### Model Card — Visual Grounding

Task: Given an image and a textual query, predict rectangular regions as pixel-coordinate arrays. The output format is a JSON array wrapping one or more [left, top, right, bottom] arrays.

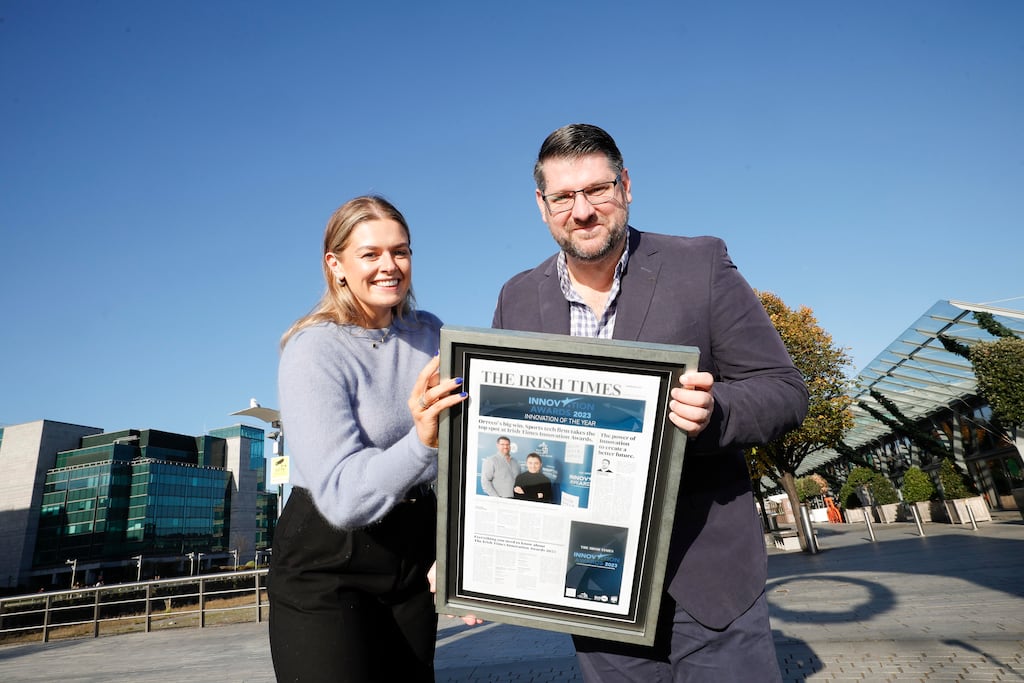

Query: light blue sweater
[[277, 312, 442, 528]]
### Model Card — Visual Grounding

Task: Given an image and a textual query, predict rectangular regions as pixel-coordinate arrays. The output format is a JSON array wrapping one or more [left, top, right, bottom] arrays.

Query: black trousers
[[268, 487, 438, 683]]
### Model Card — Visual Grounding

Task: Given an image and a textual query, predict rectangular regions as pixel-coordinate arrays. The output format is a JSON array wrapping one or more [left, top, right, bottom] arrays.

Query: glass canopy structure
[[799, 298, 1024, 475]]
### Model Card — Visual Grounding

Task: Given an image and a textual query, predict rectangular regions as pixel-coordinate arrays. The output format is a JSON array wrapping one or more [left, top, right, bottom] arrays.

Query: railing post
[[255, 572, 263, 623], [199, 576, 206, 628], [145, 583, 153, 633], [42, 593, 53, 643], [93, 587, 101, 638]]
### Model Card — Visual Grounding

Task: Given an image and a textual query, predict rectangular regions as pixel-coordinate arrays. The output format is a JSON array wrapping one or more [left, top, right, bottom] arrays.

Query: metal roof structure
[[798, 298, 1024, 475]]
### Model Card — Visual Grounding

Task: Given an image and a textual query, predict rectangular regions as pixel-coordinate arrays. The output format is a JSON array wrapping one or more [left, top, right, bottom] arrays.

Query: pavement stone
[[1, 512, 1022, 681]]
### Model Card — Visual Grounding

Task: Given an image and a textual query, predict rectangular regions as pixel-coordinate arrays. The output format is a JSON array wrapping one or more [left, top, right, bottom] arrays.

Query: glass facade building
[[32, 428, 269, 581]]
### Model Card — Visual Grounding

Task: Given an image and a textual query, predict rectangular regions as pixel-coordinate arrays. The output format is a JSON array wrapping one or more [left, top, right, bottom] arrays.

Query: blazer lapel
[[537, 257, 571, 335], [612, 228, 659, 342]]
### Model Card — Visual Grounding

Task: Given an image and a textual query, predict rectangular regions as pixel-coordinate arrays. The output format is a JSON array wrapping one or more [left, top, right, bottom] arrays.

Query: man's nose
[[570, 192, 597, 220]]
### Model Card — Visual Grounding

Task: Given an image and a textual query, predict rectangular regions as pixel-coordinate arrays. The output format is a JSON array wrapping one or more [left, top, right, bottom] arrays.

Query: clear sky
[[2, 1, 1022, 439]]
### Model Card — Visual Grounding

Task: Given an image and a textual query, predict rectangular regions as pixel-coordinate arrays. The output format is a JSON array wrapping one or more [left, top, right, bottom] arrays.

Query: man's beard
[[555, 211, 629, 262]]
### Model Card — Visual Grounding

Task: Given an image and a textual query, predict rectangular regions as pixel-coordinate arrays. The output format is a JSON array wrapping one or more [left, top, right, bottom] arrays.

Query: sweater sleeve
[[277, 327, 438, 528]]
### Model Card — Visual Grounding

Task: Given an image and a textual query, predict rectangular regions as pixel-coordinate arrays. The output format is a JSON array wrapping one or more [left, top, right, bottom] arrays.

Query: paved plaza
[[1, 512, 1022, 681]]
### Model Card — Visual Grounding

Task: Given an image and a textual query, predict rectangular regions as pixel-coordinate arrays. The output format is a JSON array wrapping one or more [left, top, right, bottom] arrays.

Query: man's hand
[[668, 371, 715, 438]]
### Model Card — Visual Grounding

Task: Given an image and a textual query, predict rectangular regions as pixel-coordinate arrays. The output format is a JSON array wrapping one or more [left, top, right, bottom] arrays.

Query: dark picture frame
[[435, 326, 699, 646]]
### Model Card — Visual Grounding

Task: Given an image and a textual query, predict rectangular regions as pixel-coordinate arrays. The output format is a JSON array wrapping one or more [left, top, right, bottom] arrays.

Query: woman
[[268, 195, 466, 682]]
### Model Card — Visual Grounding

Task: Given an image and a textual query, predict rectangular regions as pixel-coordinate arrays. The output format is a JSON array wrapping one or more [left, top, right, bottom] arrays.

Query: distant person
[[514, 453, 554, 503], [481, 436, 519, 497], [268, 195, 467, 682], [492, 123, 808, 682]]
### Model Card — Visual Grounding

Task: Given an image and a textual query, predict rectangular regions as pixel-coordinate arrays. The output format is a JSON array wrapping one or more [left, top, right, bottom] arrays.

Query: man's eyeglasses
[[542, 175, 621, 214]]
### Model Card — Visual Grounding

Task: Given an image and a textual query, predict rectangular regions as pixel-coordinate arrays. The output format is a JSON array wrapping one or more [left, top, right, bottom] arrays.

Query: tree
[[747, 446, 776, 532], [795, 474, 828, 502], [939, 311, 1023, 459], [858, 388, 952, 466], [745, 291, 854, 551], [901, 466, 936, 504], [970, 338, 1024, 429], [838, 466, 877, 509], [938, 457, 973, 500]]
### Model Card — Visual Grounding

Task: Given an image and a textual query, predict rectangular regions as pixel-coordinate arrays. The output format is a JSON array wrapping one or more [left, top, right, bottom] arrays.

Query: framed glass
[[435, 326, 699, 645]]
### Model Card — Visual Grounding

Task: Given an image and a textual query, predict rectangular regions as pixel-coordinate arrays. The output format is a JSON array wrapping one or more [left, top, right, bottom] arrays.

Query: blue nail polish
[[455, 377, 464, 385], [459, 392, 468, 398]]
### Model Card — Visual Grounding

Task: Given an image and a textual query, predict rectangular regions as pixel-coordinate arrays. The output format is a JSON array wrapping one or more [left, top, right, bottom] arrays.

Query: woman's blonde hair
[[280, 195, 416, 348]]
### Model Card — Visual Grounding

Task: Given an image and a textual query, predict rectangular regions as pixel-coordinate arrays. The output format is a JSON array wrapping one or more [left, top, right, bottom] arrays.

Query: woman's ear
[[325, 252, 345, 283]]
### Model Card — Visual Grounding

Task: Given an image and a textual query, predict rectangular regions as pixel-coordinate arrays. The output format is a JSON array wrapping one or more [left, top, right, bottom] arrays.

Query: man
[[492, 124, 808, 681], [513, 453, 554, 503], [481, 435, 519, 497]]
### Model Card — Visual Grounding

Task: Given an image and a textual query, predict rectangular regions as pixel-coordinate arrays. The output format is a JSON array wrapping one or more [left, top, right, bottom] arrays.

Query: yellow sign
[[269, 456, 290, 485]]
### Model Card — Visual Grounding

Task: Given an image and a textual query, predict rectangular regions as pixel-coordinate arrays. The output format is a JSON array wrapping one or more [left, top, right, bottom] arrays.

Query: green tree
[[901, 465, 936, 504], [747, 291, 854, 551], [795, 474, 828, 502], [938, 458, 972, 500], [859, 389, 952, 465], [970, 338, 1024, 429], [939, 311, 1022, 444], [838, 466, 877, 509], [868, 472, 898, 505]]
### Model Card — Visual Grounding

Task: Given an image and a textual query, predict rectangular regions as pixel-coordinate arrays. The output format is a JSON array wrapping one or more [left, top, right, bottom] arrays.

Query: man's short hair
[[497, 436, 511, 444], [534, 123, 624, 192], [526, 453, 541, 461]]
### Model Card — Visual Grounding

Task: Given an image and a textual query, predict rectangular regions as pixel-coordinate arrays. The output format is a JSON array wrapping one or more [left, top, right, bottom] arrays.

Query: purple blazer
[[492, 227, 808, 629]]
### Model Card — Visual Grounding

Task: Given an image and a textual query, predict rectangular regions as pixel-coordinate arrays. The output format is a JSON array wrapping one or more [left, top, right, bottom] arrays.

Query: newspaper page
[[459, 357, 664, 617]]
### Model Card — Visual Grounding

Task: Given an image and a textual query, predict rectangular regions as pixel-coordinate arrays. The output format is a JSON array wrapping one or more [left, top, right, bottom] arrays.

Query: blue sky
[[2, 1, 1022, 439]]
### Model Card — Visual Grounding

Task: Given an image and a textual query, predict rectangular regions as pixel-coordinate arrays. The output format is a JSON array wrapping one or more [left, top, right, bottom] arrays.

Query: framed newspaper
[[435, 326, 699, 646]]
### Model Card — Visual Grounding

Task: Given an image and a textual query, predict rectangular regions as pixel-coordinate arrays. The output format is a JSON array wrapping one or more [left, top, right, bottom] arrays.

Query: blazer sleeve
[[687, 238, 808, 454]]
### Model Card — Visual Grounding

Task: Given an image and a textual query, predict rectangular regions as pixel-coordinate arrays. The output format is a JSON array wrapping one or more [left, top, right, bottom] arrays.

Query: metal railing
[[0, 569, 269, 645]]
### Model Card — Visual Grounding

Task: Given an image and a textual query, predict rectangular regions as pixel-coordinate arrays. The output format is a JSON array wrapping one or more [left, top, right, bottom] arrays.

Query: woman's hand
[[409, 354, 468, 448], [427, 562, 483, 626]]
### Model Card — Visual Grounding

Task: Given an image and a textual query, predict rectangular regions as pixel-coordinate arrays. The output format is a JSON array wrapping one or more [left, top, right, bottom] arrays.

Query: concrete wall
[[0, 420, 102, 589]]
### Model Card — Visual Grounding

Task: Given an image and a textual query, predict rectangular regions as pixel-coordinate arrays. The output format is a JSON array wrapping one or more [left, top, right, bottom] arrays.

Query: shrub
[[868, 473, 898, 505], [938, 458, 972, 499], [901, 466, 936, 504], [838, 467, 876, 508], [795, 474, 828, 502]]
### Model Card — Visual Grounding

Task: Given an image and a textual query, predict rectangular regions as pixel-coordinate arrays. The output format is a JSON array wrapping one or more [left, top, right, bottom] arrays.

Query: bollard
[[863, 508, 877, 542], [910, 503, 925, 537], [966, 502, 979, 530], [799, 504, 819, 554]]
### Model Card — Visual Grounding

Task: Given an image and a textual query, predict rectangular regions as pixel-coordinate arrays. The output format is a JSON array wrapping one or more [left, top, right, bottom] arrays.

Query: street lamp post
[[197, 552, 205, 575], [132, 555, 143, 582], [65, 558, 77, 588], [231, 548, 239, 571], [186, 552, 196, 576]]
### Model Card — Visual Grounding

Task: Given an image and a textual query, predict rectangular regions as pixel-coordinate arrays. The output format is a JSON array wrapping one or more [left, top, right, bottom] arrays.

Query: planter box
[[844, 507, 866, 524], [876, 503, 900, 524], [897, 500, 937, 523], [1012, 488, 1024, 521], [944, 495, 992, 524]]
